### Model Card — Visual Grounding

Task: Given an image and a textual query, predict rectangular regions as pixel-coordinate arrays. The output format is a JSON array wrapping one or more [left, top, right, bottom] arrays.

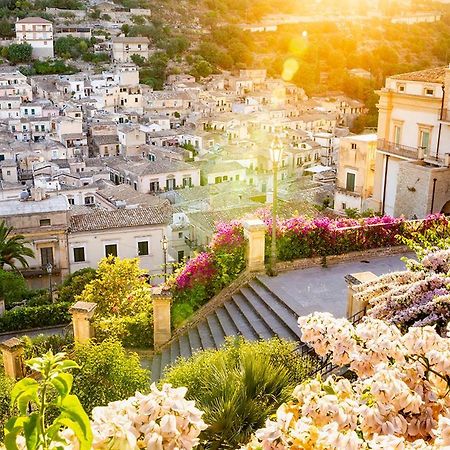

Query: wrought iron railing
[[377, 138, 419, 159]]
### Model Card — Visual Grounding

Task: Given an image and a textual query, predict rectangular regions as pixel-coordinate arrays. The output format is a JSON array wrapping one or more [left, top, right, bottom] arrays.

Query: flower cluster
[[244, 313, 450, 449], [210, 220, 245, 252], [354, 249, 450, 332], [174, 252, 217, 290]]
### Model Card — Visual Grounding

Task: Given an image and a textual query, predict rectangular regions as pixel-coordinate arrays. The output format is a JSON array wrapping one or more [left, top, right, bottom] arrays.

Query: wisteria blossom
[[244, 313, 450, 450]]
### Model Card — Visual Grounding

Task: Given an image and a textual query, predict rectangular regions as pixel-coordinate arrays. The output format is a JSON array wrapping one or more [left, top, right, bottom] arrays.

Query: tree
[[58, 267, 98, 304], [71, 340, 149, 414], [0, 269, 29, 306], [130, 53, 146, 66], [120, 23, 130, 36], [6, 42, 32, 64], [0, 20, 13, 38], [0, 221, 34, 270], [191, 59, 213, 79], [76, 256, 151, 317]]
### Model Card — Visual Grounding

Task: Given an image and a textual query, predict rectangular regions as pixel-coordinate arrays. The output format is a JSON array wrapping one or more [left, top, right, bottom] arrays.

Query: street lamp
[[161, 235, 168, 280], [269, 134, 284, 275], [46, 262, 53, 303]]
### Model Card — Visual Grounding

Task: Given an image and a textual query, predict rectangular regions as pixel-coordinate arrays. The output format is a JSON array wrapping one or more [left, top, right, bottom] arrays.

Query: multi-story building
[[15, 17, 54, 59], [111, 36, 151, 63], [334, 134, 377, 213], [368, 66, 450, 217]]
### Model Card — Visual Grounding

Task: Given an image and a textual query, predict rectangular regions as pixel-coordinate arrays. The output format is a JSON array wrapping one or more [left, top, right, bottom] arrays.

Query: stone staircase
[[151, 275, 305, 382]]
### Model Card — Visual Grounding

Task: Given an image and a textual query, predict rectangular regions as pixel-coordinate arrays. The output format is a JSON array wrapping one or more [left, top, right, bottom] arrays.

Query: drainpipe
[[381, 155, 390, 215], [436, 84, 445, 160], [430, 178, 437, 214]]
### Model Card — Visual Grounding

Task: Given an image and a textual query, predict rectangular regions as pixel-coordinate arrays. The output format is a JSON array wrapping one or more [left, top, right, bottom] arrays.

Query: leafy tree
[[0, 221, 34, 270], [162, 337, 314, 448], [0, 19, 13, 38], [131, 14, 145, 25], [58, 267, 98, 304], [5, 42, 32, 64], [120, 23, 130, 36], [0, 269, 29, 306], [191, 59, 213, 79], [130, 53, 146, 66], [71, 340, 149, 414], [76, 256, 151, 317]]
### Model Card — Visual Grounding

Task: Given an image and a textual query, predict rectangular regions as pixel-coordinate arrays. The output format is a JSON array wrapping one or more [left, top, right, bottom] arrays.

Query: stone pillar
[[0, 299, 5, 317], [69, 301, 97, 344], [152, 286, 172, 349], [243, 219, 266, 272], [0, 338, 24, 379], [345, 272, 378, 318]]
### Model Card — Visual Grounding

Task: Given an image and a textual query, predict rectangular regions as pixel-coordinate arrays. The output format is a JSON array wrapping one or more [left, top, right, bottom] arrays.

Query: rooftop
[[0, 195, 69, 216], [390, 67, 446, 83], [70, 203, 172, 232], [16, 16, 52, 24]]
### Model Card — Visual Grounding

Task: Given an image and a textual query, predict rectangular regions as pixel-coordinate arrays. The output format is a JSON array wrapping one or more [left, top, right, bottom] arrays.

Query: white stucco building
[[15, 17, 54, 59]]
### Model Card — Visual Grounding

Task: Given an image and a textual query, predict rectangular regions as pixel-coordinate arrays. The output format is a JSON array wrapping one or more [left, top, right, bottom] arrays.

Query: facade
[[368, 66, 450, 218], [68, 204, 172, 276], [15, 17, 54, 59], [111, 37, 151, 63], [0, 193, 69, 288], [334, 134, 377, 213]]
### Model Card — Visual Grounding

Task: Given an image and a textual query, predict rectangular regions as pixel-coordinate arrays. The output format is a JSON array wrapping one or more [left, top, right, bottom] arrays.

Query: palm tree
[[0, 221, 34, 270]]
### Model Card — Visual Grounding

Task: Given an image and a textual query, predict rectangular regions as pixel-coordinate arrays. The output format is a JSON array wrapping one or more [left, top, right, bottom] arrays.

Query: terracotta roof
[[16, 17, 52, 24], [390, 67, 446, 83], [70, 203, 172, 232]]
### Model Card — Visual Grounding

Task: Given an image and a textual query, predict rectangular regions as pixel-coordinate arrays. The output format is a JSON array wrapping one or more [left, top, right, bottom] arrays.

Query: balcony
[[377, 139, 419, 160], [336, 184, 363, 198]]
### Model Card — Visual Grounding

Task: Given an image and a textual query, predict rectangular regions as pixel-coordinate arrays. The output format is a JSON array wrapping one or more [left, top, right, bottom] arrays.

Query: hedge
[[0, 303, 71, 333]]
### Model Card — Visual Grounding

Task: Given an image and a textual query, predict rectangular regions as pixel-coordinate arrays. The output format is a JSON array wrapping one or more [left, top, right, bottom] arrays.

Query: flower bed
[[169, 214, 448, 322]]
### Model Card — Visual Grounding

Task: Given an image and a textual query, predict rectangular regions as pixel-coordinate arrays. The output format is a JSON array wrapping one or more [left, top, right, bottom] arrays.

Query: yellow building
[[367, 66, 450, 218], [334, 133, 377, 213]]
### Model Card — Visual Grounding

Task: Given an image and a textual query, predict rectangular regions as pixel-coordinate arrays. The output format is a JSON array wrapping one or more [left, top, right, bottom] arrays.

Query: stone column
[[0, 338, 24, 379], [152, 286, 172, 349], [345, 272, 378, 318], [243, 219, 266, 272], [69, 301, 97, 344], [0, 299, 5, 317]]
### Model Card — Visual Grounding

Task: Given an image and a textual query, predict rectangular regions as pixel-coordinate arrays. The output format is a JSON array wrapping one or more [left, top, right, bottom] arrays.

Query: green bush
[[22, 332, 74, 360], [58, 267, 98, 304], [94, 312, 153, 349], [72, 339, 150, 414], [5, 42, 32, 63], [0, 270, 29, 307], [0, 366, 14, 441], [171, 301, 194, 328], [0, 302, 71, 333], [161, 337, 314, 448]]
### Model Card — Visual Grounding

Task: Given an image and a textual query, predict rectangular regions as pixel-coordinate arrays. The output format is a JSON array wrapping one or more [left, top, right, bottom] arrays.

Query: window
[[351, 143, 357, 150], [73, 247, 85, 262], [68, 198, 75, 205], [342, 203, 347, 210], [148, 153, 155, 162], [149, 181, 159, 192], [397, 84, 405, 93], [346, 172, 356, 192], [166, 177, 176, 190], [40, 247, 54, 267], [393, 125, 401, 145], [84, 196, 94, 205], [137, 241, 149, 256], [419, 129, 431, 154], [425, 88, 434, 96], [39, 218, 51, 226], [177, 250, 185, 263], [105, 244, 118, 257], [178, 232, 183, 239]]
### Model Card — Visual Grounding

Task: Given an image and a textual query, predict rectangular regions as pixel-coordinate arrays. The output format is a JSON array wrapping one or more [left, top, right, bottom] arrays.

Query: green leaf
[[51, 372, 73, 398], [53, 417, 91, 450], [23, 412, 40, 450], [4, 416, 28, 450], [10, 378, 39, 414], [58, 395, 93, 449], [57, 360, 80, 372]]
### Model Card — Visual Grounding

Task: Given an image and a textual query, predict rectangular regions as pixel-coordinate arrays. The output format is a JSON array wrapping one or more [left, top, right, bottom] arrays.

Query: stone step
[[187, 327, 202, 354], [178, 334, 192, 359], [159, 348, 171, 378], [231, 292, 273, 339], [215, 306, 240, 336], [223, 299, 259, 341], [150, 354, 161, 383], [247, 280, 301, 339], [206, 313, 226, 349], [197, 321, 215, 350], [240, 286, 298, 340], [170, 338, 181, 364]]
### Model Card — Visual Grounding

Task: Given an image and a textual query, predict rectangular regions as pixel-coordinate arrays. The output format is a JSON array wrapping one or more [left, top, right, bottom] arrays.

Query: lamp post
[[269, 135, 284, 275], [161, 235, 168, 280], [46, 262, 53, 303]]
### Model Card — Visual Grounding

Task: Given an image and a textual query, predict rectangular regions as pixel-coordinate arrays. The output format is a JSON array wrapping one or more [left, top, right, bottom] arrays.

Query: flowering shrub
[[245, 313, 450, 449], [87, 383, 207, 449], [355, 249, 450, 332]]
